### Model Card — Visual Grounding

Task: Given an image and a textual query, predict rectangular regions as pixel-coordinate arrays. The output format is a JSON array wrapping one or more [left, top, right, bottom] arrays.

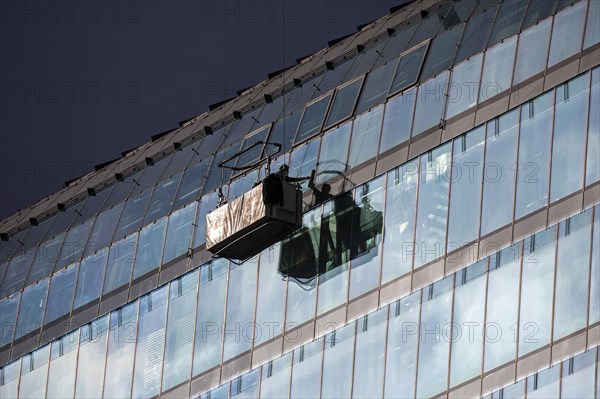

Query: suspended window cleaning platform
[[205, 141, 309, 261], [205, 179, 302, 260]]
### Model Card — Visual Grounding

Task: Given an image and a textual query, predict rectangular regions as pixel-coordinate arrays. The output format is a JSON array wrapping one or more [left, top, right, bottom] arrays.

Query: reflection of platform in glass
[[206, 180, 302, 261]]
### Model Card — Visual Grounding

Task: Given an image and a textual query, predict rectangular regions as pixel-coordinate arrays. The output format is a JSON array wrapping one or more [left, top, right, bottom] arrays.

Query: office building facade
[[0, 0, 599, 397]]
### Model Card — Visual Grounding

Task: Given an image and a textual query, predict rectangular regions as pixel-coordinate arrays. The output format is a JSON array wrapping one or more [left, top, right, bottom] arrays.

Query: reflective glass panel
[[0, 292, 20, 347], [19, 345, 49, 399], [289, 137, 320, 190], [526, 364, 559, 398], [320, 324, 355, 399], [344, 40, 386, 82], [372, 20, 419, 69], [254, 244, 286, 345], [133, 217, 167, 279], [0, 250, 35, 299], [381, 161, 418, 283], [487, 0, 527, 46], [548, 2, 586, 67], [15, 277, 49, 339], [26, 232, 65, 285], [103, 233, 137, 294], [522, 0, 556, 29], [84, 203, 123, 257], [513, 19, 552, 84], [113, 188, 152, 240], [481, 109, 519, 236], [445, 53, 483, 120], [379, 88, 415, 153], [259, 353, 291, 399], [315, 121, 350, 185], [143, 173, 181, 225], [324, 77, 363, 129], [162, 202, 196, 263], [172, 161, 205, 211], [550, 74, 589, 201], [414, 143, 451, 268], [74, 315, 108, 399], [515, 91, 554, 219], [355, 62, 396, 115], [194, 193, 217, 248], [480, 36, 517, 101], [294, 94, 332, 144], [518, 227, 556, 356], [270, 110, 301, 154], [104, 301, 138, 398], [54, 217, 94, 271], [47, 330, 79, 399], [162, 271, 198, 391], [389, 43, 428, 95], [553, 211, 592, 340], [347, 105, 383, 169], [584, 0, 600, 49], [454, 5, 498, 63], [0, 360, 20, 398], [290, 339, 323, 399], [412, 71, 448, 136], [420, 24, 463, 82], [561, 350, 597, 398], [590, 205, 600, 325], [484, 244, 521, 372], [132, 286, 168, 399], [588, 67, 600, 185], [352, 309, 387, 398], [447, 127, 485, 250], [73, 248, 108, 309], [44, 262, 77, 324]]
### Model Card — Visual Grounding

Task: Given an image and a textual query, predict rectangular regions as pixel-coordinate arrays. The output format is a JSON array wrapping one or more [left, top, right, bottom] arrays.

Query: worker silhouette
[[275, 164, 312, 183]]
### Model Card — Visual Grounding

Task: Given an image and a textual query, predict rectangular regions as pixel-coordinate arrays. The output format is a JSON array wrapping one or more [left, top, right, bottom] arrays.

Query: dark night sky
[[0, 0, 405, 220]]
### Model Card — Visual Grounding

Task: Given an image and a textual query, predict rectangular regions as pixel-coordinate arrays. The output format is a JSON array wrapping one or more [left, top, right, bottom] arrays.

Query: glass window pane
[[518, 227, 556, 356], [19, 345, 50, 399], [75, 315, 109, 399], [320, 324, 355, 399], [373, 21, 419, 69], [101, 173, 139, 212], [420, 24, 463, 82], [270, 110, 301, 154], [347, 105, 383, 169], [316, 200, 350, 315], [590, 205, 600, 325], [54, 217, 94, 271], [484, 244, 521, 372], [172, 161, 205, 211], [21, 216, 54, 250], [194, 193, 217, 249], [416, 276, 453, 398], [450, 261, 487, 387], [294, 94, 332, 144], [290, 339, 323, 399], [584, 0, 600, 49], [223, 259, 258, 361], [254, 244, 286, 345], [104, 301, 138, 398], [355, 62, 396, 115], [344, 41, 386, 82], [352, 309, 387, 398], [132, 286, 168, 399], [0, 360, 20, 398], [414, 143, 451, 268], [259, 353, 291, 399], [15, 278, 49, 339], [315, 121, 351, 186], [513, 19, 552, 84], [454, 5, 498, 63], [47, 330, 79, 399], [587, 67, 600, 186], [289, 137, 320, 190], [133, 217, 167, 279], [143, 173, 181, 225], [551, 74, 589, 201], [481, 109, 519, 235], [162, 203, 196, 263], [384, 292, 420, 398], [522, 0, 556, 29], [103, 233, 137, 294], [162, 271, 198, 391], [515, 91, 554, 219], [0, 293, 20, 348], [379, 88, 415, 154], [561, 350, 597, 398], [73, 248, 108, 309], [136, 154, 172, 192], [44, 262, 77, 324], [349, 176, 385, 300], [389, 43, 428, 95], [412, 71, 449, 136], [447, 127, 485, 250], [480, 36, 517, 102], [230, 369, 259, 398], [234, 125, 271, 170], [113, 188, 152, 241], [553, 210, 592, 340], [26, 232, 65, 285], [487, 0, 527, 46], [193, 259, 228, 375], [381, 161, 418, 283], [324, 77, 363, 129], [445, 53, 483, 120], [526, 364, 559, 398], [84, 203, 124, 257], [0, 250, 35, 299], [548, 2, 586, 67]]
